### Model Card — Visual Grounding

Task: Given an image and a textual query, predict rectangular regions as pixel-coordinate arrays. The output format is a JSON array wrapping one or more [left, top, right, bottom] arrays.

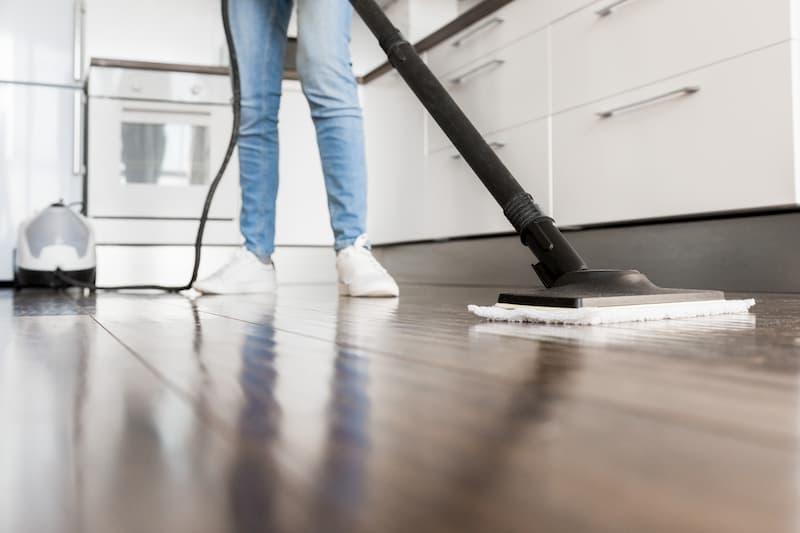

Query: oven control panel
[[89, 66, 232, 105]]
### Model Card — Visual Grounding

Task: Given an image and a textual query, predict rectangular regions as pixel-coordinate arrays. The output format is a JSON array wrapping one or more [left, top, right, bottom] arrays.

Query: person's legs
[[295, 2, 398, 297], [230, 0, 293, 259], [295, 0, 367, 251], [194, 0, 292, 295]]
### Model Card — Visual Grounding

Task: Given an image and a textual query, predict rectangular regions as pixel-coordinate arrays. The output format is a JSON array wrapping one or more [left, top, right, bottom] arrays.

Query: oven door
[[88, 98, 238, 219]]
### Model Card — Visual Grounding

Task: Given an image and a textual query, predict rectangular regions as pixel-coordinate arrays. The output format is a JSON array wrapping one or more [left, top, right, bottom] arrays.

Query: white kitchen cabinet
[[362, 71, 427, 243], [428, 27, 549, 153], [428, 0, 594, 77], [274, 81, 334, 246], [363, 0, 800, 241], [553, 43, 797, 226], [0, 83, 83, 280], [427, 118, 550, 238], [551, 0, 792, 113]]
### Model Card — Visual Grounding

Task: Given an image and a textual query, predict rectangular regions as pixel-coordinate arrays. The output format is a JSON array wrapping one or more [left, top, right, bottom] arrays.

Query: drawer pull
[[452, 17, 504, 48], [451, 141, 506, 160], [596, 86, 700, 119], [595, 0, 636, 17], [449, 59, 505, 85]]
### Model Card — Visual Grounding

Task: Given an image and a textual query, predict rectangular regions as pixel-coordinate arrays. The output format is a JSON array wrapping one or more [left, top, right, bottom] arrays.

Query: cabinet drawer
[[551, 0, 791, 113], [428, 29, 548, 153], [426, 118, 550, 239], [552, 43, 797, 227], [363, 72, 428, 244], [428, 0, 590, 77]]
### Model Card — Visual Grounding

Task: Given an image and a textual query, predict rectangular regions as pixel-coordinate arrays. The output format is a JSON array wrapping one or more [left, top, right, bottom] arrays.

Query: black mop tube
[[349, 0, 587, 287]]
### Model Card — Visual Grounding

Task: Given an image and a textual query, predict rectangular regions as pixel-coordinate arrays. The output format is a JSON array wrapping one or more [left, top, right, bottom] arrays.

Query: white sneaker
[[336, 235, 399, 298], [193, 246, 276, 295]]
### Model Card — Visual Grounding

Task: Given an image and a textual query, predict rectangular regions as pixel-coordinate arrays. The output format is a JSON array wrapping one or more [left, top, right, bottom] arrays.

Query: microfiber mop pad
[[468, 299, 756, 326]]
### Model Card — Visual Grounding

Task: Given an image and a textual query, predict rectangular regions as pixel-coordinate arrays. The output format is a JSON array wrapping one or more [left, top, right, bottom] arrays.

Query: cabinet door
[[274, 82, 333, 246], [0, 0, 82, 86], [428, 0, 591, 77], [551, 0, 792, 112], [552, 44, 797, 227], [362, 72, 427, 244], [428, 28, 549, 153], [427, 118, 550, 239], [0, 84, 82, 280]]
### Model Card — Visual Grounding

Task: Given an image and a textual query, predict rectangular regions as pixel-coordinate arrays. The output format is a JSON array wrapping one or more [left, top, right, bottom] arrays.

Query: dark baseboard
[[372, 211, 800, 293]]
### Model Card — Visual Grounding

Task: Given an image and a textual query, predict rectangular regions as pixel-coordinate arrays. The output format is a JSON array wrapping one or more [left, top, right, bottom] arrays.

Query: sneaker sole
[[338, 281, 399, 298], [193, 282, 276, 295]]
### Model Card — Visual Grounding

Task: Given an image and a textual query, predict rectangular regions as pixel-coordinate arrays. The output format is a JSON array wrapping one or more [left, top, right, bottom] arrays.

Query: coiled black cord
[[56, 0, 240, 292]]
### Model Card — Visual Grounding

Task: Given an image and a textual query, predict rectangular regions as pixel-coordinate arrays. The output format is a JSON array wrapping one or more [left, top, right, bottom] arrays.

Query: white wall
[[86, 0, 228, 66]]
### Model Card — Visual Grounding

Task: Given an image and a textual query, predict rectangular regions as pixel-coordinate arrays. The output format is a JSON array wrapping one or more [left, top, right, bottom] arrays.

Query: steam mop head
[[469, 299, 755, 325], [469, 270, 756, 325]]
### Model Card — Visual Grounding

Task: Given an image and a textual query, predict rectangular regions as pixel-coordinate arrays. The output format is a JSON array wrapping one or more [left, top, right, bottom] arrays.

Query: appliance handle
[[596, 86, 700, 119], [449, 59, 505, 86], [73, 91, 85, 176], [121, 106, 213, 117], [452, 16, 504, 48], [73, 0, 85, 81], [596, 0, 636, 17]]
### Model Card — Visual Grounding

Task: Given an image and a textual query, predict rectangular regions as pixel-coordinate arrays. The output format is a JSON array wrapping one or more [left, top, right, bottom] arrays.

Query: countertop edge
[[358, 0, 514, 84]]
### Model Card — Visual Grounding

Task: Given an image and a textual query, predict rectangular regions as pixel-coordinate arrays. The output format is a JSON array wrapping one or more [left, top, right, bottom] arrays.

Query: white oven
[[87, 63, 240, 245]]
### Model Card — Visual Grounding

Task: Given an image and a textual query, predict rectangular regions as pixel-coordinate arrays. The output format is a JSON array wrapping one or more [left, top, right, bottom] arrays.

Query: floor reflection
[[308, 298, 389, 532], [400, 340, 578, 533], [0, 316, 93, 533], [228, 295, 282, 533]]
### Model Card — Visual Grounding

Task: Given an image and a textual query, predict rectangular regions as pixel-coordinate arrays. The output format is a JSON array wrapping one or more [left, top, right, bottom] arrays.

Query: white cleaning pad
[[468, 299, 756, 326]]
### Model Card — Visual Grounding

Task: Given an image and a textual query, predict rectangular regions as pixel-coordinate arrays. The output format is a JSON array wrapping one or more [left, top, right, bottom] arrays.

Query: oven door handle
[[73, 0, 85, 81], [120, 106, 213, 117]]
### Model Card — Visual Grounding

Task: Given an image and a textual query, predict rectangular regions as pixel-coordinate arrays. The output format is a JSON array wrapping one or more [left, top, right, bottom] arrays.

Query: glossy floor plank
[[1, 286, 798, 533], [0, 314, 238, 533]]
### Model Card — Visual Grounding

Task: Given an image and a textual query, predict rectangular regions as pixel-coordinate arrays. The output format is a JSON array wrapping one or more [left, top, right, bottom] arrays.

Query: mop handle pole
[[349, 0, 588, 286]]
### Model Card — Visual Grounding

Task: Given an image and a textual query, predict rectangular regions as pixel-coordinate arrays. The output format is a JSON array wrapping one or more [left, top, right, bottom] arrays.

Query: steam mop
[[348, 0, 754, 324]]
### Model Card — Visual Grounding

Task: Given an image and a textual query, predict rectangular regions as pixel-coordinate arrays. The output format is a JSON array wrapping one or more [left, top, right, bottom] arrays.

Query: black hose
[[57, 0, 240, 292]]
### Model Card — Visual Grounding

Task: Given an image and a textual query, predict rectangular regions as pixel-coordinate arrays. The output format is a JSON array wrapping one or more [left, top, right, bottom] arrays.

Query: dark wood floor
[[1, 285, 798, 533]]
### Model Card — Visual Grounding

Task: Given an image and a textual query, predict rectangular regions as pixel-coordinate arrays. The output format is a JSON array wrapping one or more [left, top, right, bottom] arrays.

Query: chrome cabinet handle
[[449, 59, 504, 85], [72, 91, 85, 176], [596, 86, 700, 119], [596, 0, 635, 17], [73, 0, 86, 81], [451, 141, 506, 160], [452, 17, 504, 48]]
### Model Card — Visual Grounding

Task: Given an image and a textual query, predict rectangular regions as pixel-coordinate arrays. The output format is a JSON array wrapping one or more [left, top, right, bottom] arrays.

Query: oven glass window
[[120, 123, 210, 186]]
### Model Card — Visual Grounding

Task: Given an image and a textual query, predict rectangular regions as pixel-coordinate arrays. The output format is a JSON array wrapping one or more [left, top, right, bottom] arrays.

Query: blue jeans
[[229, 0, 368, 258]]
